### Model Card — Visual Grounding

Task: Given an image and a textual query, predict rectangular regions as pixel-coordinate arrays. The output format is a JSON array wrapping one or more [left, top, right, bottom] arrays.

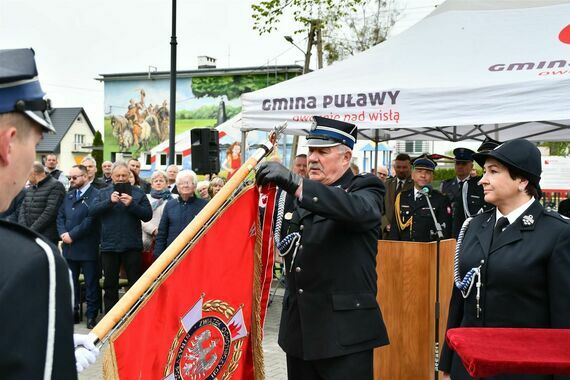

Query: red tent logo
[[560, 24, 570, 44]]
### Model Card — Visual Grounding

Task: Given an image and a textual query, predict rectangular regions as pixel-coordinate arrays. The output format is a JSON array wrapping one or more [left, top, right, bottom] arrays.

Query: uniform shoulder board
[[349, 172, 382, 190], [545, 210, 570, 223], [0, 219, 54, 242]]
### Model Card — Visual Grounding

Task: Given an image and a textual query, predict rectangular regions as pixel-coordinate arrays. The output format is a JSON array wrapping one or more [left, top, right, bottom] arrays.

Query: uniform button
[[356, 302, 361, 307], [480, 259, 485, 264], [312, 197, 319, 203], [299, 244, 303, 250], [298, 289, 304, 295], [295, 267, 301, 273], [299, 225, 304, 230]]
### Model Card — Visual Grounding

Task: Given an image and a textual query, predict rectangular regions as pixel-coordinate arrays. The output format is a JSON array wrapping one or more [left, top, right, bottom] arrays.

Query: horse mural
[[109, 89, 170, 153]]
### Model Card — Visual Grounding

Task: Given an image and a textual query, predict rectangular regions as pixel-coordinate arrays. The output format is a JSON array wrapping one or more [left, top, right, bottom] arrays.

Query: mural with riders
[[103, 73, 298, 161]]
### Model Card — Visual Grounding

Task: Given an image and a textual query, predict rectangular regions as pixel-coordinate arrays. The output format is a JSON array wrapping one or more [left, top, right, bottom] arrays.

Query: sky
[[2, 0, 465, 150]]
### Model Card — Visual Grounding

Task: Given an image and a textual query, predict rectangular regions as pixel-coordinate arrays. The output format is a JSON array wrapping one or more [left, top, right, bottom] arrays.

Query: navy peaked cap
[[453, 148, 475, 162], [412, 154, 437, 171], [0, 48, 54, 132], [473, 139, 541, 187], [306, 116, 357, 149], [477, 137, 501, 152]]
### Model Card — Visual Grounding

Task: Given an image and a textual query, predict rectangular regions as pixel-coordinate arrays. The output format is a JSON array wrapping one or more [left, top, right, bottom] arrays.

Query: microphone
[[419, 185, 444, 239], [419, 185, 432, 196]]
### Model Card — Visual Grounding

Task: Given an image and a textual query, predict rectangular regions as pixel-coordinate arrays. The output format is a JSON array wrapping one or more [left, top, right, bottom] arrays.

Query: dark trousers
[[101, 250, 142, 313], [286, 350, 373, 380], [67, 259, 100, 319]]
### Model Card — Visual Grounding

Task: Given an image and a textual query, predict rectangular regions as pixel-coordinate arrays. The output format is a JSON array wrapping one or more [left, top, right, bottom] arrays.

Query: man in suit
[[81, 156, 107, 190], [381, 153, 413, 239], [440, 148, 475, 237], [166, 164, 179, 194], [0, 48, 97, 378], [257, 116, 389, 379], [57, 164, 101, 329], [390, 154, 452, 242]]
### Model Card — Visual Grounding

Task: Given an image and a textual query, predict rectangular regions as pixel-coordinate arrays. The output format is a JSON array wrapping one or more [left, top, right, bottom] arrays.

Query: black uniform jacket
[[452, 176, 494, 238], [440, 201, 570, 380], [389, 187, 451, 242], [0, 220, 77, 380], [278, 169, 389, 360]]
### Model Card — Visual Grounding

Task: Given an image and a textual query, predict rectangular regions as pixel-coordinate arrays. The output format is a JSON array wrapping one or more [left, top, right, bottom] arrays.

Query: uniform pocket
[[332, 293, 382, 346]]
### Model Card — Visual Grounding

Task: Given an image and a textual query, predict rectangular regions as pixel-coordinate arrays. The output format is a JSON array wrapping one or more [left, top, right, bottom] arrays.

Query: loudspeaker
[[191, 128, 220, 175]]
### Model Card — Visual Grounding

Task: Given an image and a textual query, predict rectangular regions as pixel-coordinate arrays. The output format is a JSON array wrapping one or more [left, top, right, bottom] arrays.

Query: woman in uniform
[[440, 139, 570, 380]]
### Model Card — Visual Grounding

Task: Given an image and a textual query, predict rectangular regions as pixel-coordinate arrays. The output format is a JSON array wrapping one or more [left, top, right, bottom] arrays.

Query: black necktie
[[492, 217, 510, 244], [395, 180, 403, 195]]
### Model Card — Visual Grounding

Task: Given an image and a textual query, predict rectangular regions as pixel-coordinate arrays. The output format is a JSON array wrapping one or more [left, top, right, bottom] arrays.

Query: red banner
[[104, 186, 275, 380]]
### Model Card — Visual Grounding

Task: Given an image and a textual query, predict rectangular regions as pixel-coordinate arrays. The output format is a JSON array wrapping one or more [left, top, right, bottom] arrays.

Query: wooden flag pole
[[91, 123, 286, 345]]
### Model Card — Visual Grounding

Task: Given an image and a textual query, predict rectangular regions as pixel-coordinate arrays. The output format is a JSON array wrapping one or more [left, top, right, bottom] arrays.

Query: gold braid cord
[[394, 192, 413, 236]]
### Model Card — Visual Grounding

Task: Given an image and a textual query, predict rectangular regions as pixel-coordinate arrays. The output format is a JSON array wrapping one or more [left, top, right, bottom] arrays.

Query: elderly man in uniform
[[0, 48, 98, 378], [381, 153, 414, 239], [390, 154, 452, 241], [257, 116, 389, 379], [440, 148, 475, 237]]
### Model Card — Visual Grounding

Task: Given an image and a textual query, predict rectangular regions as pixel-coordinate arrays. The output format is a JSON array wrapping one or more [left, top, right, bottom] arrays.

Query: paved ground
[[77, 281, 287, 379]]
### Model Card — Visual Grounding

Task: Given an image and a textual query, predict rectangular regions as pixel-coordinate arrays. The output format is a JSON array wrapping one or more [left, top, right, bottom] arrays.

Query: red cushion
[[446, 328, 570, 377]]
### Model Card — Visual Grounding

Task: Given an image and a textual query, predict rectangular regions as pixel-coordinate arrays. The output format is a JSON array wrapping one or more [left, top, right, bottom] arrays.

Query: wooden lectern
[[373, 239, 456, 379]]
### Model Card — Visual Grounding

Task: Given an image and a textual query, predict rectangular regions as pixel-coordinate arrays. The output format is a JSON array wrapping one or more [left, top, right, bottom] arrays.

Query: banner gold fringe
[[102, 344, 119, 380], [252, 216, 267, 380]]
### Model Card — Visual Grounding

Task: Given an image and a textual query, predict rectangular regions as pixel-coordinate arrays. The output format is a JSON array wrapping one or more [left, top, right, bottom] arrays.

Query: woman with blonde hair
[[141, 170, 175, 268], [208, 176, 225, 198]]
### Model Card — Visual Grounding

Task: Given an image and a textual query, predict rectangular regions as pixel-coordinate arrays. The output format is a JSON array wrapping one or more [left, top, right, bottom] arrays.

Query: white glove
[[74, 332, 100, 373]]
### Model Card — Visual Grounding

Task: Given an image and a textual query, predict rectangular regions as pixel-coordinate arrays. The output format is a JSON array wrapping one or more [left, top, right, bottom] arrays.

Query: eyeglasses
[[70, 175, 85, 180]]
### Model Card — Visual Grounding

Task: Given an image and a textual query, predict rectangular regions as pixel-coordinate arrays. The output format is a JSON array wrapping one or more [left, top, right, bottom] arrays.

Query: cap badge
[[522, 214, 534, 226], [310, 120, 318, 131]]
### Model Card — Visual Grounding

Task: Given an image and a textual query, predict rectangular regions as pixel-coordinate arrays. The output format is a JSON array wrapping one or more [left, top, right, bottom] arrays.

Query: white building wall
[[58, 115, 94, 173]]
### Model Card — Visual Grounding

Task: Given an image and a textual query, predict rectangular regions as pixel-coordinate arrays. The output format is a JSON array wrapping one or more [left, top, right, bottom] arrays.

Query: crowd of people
[[2, 48, 570, 380], [1, 154, 232, 327]]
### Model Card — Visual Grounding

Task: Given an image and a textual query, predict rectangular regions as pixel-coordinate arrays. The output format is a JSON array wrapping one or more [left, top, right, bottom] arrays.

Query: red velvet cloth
[[446, 328, 570, 377]]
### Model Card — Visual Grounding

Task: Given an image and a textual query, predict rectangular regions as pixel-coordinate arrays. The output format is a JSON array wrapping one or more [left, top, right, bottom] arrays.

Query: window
[[176, 154, 182, 165], [74, 134, 85, 151], [160, 154, 168, 166]]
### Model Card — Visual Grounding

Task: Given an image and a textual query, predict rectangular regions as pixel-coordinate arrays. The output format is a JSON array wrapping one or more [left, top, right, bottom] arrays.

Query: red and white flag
[[103, 185, 276, 380]]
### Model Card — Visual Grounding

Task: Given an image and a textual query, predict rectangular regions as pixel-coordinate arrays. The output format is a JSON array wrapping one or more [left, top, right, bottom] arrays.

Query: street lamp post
[[284, 35, 313, 168]]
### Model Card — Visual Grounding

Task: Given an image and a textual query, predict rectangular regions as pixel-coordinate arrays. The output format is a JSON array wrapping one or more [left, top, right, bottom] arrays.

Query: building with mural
[[97, 58, 302, 174]]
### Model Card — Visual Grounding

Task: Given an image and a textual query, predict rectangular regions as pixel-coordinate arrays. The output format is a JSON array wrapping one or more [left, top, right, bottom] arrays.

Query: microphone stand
[[420, 188, 443, 380]]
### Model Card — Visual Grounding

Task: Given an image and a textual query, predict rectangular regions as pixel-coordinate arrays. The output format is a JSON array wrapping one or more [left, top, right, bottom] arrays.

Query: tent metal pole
[[374, 129, 379, 174]]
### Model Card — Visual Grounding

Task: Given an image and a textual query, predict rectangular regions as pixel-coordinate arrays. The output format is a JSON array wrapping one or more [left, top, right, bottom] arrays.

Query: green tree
[[251, 0, 399, 64], [538, 142, 570, 156], [191, 74, 296, 99], [91, 131, 104, 175], [323, 0, 400, 63]]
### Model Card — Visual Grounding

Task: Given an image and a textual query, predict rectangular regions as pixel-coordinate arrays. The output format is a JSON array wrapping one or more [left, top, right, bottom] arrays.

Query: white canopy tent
[[241, 0, 570, 143]]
